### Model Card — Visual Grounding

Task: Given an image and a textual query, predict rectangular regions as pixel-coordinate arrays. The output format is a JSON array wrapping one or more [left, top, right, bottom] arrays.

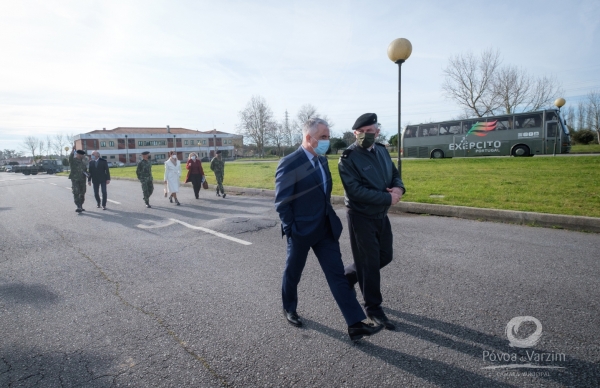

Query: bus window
[[462, 121, 475, 133], [421, 124, 438, 136], [545, 111, 558, 122], [515, 113, 542, 129], [494, 116, 512, 130], [547, 122, 558, 138], [439, 122, 460, 135], [404, 126, 418, 138]]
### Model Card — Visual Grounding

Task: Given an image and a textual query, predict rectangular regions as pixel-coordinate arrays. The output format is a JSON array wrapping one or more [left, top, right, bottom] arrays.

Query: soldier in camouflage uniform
[[69, 148, 88, 213], [210, 150, 226, 198], [136, 151, 154, 208]]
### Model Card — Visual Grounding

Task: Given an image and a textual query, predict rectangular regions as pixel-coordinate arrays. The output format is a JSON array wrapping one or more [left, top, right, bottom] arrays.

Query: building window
[[109, 141, 114, 147], [110, 155, 115, 159], [100, 141, 106, 147], [138, 141, 143, 146]]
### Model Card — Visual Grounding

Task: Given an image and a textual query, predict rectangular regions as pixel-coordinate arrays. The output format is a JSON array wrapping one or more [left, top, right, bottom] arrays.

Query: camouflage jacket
[[68, 152, 88, 181], [136, 159, 153, 181], [210, 157, 224, 174]]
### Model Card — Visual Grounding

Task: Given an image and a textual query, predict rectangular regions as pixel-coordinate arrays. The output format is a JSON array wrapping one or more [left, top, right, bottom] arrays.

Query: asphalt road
[[0, 172, 598, 387]]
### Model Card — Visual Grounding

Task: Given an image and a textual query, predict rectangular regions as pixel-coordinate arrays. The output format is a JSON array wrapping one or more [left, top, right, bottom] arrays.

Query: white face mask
[[191, 156, 196, 160], [171, 155, 177, 160]]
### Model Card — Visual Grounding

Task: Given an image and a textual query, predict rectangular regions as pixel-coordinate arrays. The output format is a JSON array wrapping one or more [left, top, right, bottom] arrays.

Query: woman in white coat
[[164, 151, 181, 205]]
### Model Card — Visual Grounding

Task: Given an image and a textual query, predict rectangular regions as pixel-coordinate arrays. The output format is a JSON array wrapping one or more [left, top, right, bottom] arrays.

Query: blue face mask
[[312, 138, 330, 155]]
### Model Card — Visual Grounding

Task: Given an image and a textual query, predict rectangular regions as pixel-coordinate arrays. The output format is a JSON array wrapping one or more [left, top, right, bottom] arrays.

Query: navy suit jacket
[[275, 147, 343, 243], [88, 158, 111, 184]]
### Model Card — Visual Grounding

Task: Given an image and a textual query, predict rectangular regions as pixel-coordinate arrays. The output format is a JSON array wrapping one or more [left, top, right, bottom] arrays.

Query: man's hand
[[87, 182, 91, 186], [106, 180, 110, 185], [387, 187, 403, 204]]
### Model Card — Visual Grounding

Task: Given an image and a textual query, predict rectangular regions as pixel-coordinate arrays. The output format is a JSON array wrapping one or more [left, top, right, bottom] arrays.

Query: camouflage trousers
[[71, 179, 86, 207], [140, 179, 154, 202], [214, 174, 224, 195]]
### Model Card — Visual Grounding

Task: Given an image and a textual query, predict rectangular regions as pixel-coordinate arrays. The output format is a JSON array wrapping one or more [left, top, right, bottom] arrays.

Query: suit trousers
[[344, 212, 393, 317], [282, 220, 366, 326], [189, 174, 203, 198], [93, 181, 108, 207]]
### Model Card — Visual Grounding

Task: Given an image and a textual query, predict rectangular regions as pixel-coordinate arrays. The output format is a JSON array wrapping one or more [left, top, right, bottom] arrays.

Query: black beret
[[141, 151, 150, 155], [216, 150, 222, 154], [76, 150, 86, 155], [352, 113, 378, 130]]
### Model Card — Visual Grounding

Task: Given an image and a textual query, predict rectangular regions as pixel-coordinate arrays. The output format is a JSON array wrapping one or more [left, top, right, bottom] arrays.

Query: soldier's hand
[[87, 182, 91, 186], [106, 180, 110, 184], [389, 191, 401, 205], [387, 187, 403, 201]]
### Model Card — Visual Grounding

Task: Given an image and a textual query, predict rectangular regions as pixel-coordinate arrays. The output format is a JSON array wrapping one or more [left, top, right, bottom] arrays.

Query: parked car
[[201, 157, 210, 162], [5, 166, 13, 172], [108, 162, 125, 168]]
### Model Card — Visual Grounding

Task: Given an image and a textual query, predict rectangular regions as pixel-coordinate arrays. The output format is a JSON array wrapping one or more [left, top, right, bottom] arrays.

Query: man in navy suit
[[275, 118, 383, 341], [87, 150, 111, 210]]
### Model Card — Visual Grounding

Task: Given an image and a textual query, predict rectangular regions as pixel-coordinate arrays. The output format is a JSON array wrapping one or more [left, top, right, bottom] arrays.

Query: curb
[[111, 177, 600, 233]]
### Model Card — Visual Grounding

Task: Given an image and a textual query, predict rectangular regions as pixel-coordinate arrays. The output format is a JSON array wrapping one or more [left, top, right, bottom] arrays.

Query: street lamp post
[[125, 135, 128, 166], [387, 38, 412, 179], [553, 97, 566, 157], [198, 141, 201, 158]]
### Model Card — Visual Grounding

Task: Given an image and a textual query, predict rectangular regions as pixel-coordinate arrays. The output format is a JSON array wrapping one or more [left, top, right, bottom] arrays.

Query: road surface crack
[[58, 233, 230, 388]]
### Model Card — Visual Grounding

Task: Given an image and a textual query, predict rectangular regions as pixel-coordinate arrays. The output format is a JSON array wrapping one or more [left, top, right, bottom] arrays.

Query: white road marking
[[137, 218, 252, 245], [50, 183, 57, 186], [65, 187, 71, 190], [107, 199, 121, 204]]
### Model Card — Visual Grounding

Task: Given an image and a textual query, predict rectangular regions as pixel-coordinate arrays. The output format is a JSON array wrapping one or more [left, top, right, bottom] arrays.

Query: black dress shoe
[[348, 321, 383, 341], [368, 314, 396, 331], [222, 193, 226, 198], [96, 204, 101, 208], [146, 204, 151, 208], [102, 206, 106, 210], [283, 309, 302, 327], [75, 208, 82, 213]]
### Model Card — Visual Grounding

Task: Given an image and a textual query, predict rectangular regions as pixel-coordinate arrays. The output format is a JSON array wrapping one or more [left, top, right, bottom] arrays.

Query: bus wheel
[[431, 149, 444, 159], [512, 145, 530, 157]]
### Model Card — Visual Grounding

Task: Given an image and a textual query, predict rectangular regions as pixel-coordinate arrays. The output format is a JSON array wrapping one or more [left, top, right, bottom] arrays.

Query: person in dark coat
[[185, 152, 205, 199], [87, 150, 111, 210], [275, 117, 383, 341]]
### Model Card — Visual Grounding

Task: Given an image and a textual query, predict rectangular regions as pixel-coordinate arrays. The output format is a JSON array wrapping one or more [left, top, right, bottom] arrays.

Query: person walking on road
[[69, 147, 88, 214], [185, 152, 205, 199], [274, 117, 383, 341], [338, 113, 405, 331], [136, 151, 154, 208], [164, 151, 181, 205], [87, 150, 111, 210], [210, 150, 226, 198]]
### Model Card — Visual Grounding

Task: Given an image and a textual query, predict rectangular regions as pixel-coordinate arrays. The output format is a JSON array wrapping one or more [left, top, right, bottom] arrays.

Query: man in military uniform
[[338, 113, 405, 331], [136, 151, 154, 208], [210, 150, 226, 198], [69, 148, 88, 213]]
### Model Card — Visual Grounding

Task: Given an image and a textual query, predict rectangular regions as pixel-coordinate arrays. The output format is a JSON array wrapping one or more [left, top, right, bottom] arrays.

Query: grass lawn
[[104, 156, 600, 217], [570, 144, 600, 154]]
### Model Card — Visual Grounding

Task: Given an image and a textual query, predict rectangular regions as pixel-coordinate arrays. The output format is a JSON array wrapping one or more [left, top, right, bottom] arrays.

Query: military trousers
[[214, 173, 224, 195], [140, 179, 154, 202], [71, 179, 87, 207], [344, 212, 394, 317]]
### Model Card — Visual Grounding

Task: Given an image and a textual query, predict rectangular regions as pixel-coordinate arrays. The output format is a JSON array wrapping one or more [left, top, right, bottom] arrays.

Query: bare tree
[[238, 95, 274, 158], [588, 91, 600, 144], [342, 131, 355, 146], [492, 65, 531, 114], [563, 105, 575, 131], [528, 75, 563, 112], [577, 101, 587, 130], [293, 104, 334, 144], [267, 121, 286, 156], [53, 133, 67, 157], [442, 49, 502, 117], [22, 136, 40, 160]]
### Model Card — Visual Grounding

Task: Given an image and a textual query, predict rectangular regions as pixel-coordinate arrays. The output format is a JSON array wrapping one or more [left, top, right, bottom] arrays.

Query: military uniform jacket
[[136, 159, 153, 181], [338, 142, 405, 219], [210, 157, 224, 174], [68, 152, 88, 182]]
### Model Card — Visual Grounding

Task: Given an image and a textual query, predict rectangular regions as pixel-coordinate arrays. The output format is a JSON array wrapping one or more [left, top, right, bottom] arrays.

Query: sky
[[1, 0, 599, 154]]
